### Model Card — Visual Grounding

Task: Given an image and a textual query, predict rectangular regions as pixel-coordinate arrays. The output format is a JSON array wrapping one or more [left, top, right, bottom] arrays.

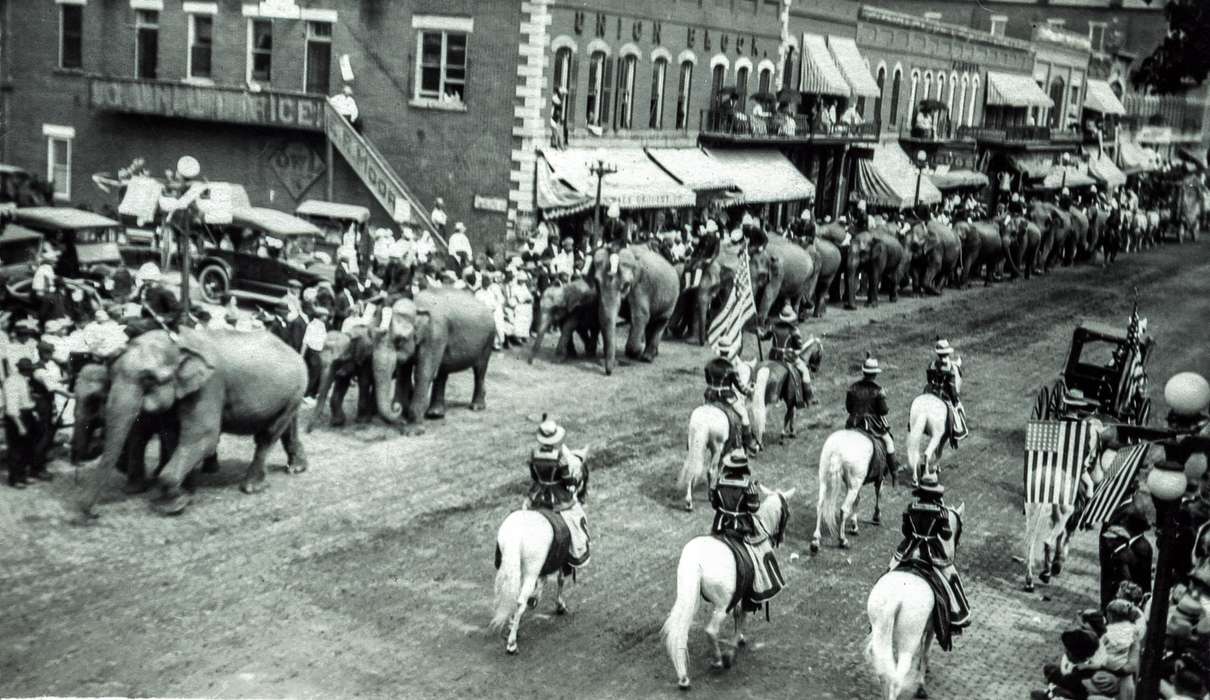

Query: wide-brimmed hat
[[705, 220, 719, 234], [536, 417, 565, 446], [728, 229, 745, 244], [934, 339, 953, 356], [1060, 628, 1100, 664], [14, 318, 39, 334], [1062, 388, 1096, 408], [913, 474, 945, 498], [862, 356, 882, 374], [607, 203, 621, 219], [454, 222, 466, 233], [136, 262, 161, 283], [778, 303, 797, 324], [721, 449, 750, 472]]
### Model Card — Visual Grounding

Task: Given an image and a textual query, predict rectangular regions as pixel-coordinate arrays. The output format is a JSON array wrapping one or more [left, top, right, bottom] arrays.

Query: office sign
[[90, 77, 325, 131]]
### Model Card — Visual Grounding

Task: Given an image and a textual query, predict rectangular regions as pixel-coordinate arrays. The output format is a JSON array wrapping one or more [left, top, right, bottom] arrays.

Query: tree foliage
[[1132, 0, 1210, 94]]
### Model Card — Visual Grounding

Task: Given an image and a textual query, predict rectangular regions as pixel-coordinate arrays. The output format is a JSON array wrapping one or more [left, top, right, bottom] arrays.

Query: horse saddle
[[713, 534, 784, 614], [494, 508, 574, 578], [778, 360, 807, 409], [924, 387, 967, 446], [890, 558, 955, 652], [854, 430, 889, 485], [710, 402, 745, 452]]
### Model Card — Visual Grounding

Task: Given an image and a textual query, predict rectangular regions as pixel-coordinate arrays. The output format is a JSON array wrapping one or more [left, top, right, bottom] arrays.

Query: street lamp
[[913, 150, 928, 209], [1060, 153, 1072, 192], [589, 149, 618, 241], [172, 155, 202, 320], [1137, 458, 1188, 700]]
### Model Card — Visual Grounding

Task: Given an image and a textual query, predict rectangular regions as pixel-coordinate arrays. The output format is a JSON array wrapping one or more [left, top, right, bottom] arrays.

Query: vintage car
[[1033, 317, 1153, 425], [10, 207, 130, 276], [0, 164, 53, 208], [294, 199, 370, 264], [0, 222, 104, 320], [193, 206, 332, 305], [0, 223, 44, 286]]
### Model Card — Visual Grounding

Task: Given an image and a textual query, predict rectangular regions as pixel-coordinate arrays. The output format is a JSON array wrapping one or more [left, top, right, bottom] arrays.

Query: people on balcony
[[841, 103, 864, 127], [913, 109, 935, 140], [819, 98, 837, 132]]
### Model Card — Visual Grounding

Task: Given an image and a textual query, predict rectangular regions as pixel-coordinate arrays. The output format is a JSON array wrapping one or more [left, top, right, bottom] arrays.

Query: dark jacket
[[141, 285, 180, 322], [527, 447, 577, 511], [846, 378, 890, 434], [768, 321, 804, 363], [704, 357, 748, 404], [893, 497, 954, 567], [710, 477, 761, 539], [926, 359, 960, 404]]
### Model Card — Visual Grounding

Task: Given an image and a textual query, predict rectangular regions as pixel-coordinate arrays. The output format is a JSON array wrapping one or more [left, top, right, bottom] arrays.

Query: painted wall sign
[[89, 77, 324, 131], [270, 142, 325, 200], [473, 195, 508, 213], [325, 108, 413, 223], [572, 10, 763, 57]]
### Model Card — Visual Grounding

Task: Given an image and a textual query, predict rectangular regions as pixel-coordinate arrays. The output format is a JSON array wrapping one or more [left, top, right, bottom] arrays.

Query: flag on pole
[[1024, 420, 1092, 505], [707, 247, 757, 360], [1076, 443, 1150, 530]]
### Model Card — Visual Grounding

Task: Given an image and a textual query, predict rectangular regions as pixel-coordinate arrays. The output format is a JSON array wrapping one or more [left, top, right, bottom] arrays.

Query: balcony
[[698, 109, 879, 145], [89, 76, 327, 132], [954, 124, 1084, 148]]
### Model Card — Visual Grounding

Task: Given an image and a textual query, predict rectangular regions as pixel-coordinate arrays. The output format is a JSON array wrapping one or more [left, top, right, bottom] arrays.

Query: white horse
[[680, 362, 755, 511], [865, 504, 964, 700], [811, 429, 890, 552], [489, 448, 589, 654], [661, 486, 795, 690], [750, 337, 823, 448], [906, 393, 949, 485]]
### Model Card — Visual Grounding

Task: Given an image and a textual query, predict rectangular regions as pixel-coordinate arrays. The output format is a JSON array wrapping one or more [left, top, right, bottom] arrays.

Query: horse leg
[[872, 479, 883, 526], [914, 633, 934, 699], [721, 611, 744, 669], [506, 572, 541, 655], [555, 573, 568, 615], [840, 489, 861, 546], [705, 605, 730, 669], [811, 488, 826, 553], [735, 610, 748, 648], [1040, 542, 1053, 584]]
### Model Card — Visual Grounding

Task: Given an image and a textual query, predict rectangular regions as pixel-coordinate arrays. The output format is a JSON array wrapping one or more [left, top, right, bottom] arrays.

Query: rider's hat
[[913, 474, 945, 498], [536, 414, 565, 446], [705, 219, 719, 234], [862, 354, 882, 375], [934, 339, 954, 356], [778, 303, 797, 324], [720, 449, 750, 476], [1061, 388, 1097, 409]]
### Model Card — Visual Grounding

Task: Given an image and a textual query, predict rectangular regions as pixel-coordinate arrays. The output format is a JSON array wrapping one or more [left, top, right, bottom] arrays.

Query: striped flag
[[1076, 443, 1150, 530], [1024, 420, 1092, 505], [707, 247, 757, 360]]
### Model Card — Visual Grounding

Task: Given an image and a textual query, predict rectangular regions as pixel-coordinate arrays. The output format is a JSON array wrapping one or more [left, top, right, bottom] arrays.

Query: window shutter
[[601, 56, 614, 129], [567, 54, 579, 126]]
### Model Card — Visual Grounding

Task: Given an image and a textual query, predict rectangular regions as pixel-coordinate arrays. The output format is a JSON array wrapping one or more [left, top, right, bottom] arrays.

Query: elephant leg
[[643, 312, 671, 362], [626, 303, 651, 361], [557, 318, 576, 359], [409, 344, 445, 426], [242, 404, 300, 494], [279, 412, 308, 474], [355, 365, 375, 422], [866, 265, 882, 306], [427, 369, 450, 419], [329, 374, 353, 427], [153, 407, 221, 515], [397, 361, 416, 423], [887, 271, 900, 302], [470, 349, 490, 411]]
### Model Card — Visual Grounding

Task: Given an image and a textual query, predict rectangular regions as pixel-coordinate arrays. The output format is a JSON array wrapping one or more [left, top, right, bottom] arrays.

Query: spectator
[[506, 270, 533, 346], [820, 99, 836, 131], [5, 319, 40, 374], [30, 341, 67, 470], [430, 197, 448, 237], [330, 85, 361, 132], [415, 227, 437, 267], [550, 92, 566, 149], [31, 246, 62, 328], [81, 309, 128, 358], [1099, 599, 1141, 675], [302, 307, 329, 403], [1042, 628, 1106, 699], [4, 358, 42, 488], [841, 103, 863, 126], [550, 237, 576, 280], [1099, 505, 1154, 610], [448, 222, 473, 269], [283, 280, 307, 352]]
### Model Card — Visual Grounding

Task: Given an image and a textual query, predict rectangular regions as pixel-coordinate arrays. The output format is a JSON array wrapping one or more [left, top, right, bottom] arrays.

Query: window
[[782, 48, 796, 93], [649, 57, 667, 129], [1089, 22, 1107, 52], [135, 10, 159, 79], [923, 12, 942, 21], [1068, 84, 1080, 127], [187, 14, 213, 80], [44, 125, 74, 202], [889, 67, 902, 126], [586, 50, 608, 127], [874, 66, 886, 126], [59, 4, 83, 70], [553, 46, 576, 126], [736, 66, 750, 105], [248, 19, 273, 83], [304, 21, 332, 94], [909, 70, 920, 123], [416, 30, 467, 103], [1048, 77, 1066, 128], [676, 60, 693, 130], [758, 67, 772, 94], [989, 15, 1007, 37], [956, 75, 969, 127], [967, 76, 979, 126], [710, 63, 726, 104], [922, 72, 932, 107], [935, 73, 945, 102], [616, 54, 637, 129]]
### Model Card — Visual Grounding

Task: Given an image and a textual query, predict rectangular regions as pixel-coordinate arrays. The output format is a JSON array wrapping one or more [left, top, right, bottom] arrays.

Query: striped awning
[[540, 147, 695, 210], [928, 169, 990, 191], [1085, 149, 1127, 188], [851, 141, 942, 210], [1177, 145, 1207, 170], [827, 36, 880, 98], [645, 147, 738, 193], [1118, 140, 1158, 174], [1083, 80, 1126, 116], [986, 71, 1054, 109], [702, 148, 815, 204], [1040, 165, 1097, 190], [800, 33, 849, 97], [1010, 154, 1060, 180], [535, 153, 592, 219]]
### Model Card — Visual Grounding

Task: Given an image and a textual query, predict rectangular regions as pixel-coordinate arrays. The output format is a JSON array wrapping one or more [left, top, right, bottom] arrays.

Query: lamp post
[[913, 149, 928, 209], [589, 149, 617, 242], [1060, 153, 1072, 191], [1136, 459, 1188, 700], [174, 155, 202, 320]]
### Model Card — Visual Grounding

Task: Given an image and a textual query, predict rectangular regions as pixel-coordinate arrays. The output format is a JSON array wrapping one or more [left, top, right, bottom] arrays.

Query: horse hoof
[[555, 602, 568, 616], [678, 678, 691, 691], [526, 596, 538, 609], [152, 494, 190, 516], [506, 643, 518, 655], [871, 515, 881, 526], [684, 501, 694, 513], [710, 659, 725, 670], [721, 651, 735, 669], [240, 479, 269, 495], [737, 635, 747, 647], [838, 540, 850, 550], [809, 541, 820, 554], [1050, 562, 1064, 576], [1039, 572, 1051, 584], [1023, 581, 1035, 593], [915, 686, 929, 699]]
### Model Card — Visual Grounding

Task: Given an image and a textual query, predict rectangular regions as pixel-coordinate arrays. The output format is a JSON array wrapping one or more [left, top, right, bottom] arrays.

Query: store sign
[[572, 11, 768, 57], [473, 195, 508, 213], [270, 142, 324, 200], [90, 78, 325, 131], [325, 109, 413, 223]]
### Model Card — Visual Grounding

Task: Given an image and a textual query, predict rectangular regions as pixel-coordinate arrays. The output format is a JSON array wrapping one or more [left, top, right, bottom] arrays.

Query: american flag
[[1024, 420, 1092, 505], [1076, 443, 1150, 530], [707, 246, 757, 360]]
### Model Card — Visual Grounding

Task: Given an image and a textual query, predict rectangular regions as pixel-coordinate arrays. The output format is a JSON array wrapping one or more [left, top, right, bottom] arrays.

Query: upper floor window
[[247, 19, 273, 84], [909, 70, 921, 123], [416, 30, 467, 104], [187, 13, 213, 80], [552, 47, 575, 125], [135, 11, 159, 79], [967, 76, 980, 126], [676, 60, 693, 130], [736, 66, 750, 106], [989, 15, 1007, 38], [782, 48, 796, 93], [43, 124, 74, 202], [889, 67, 902, 126], [650, 57, 668, 129], [757, 67, 772, 94], [874, 66, 886, 125], [586, 51, 610, 127], [59, 4, 83, 70], [710, 63, 726, 105], [305, 21, 332, 94], [616, 54, 637, 129], [1089, 22, 1107, 52]]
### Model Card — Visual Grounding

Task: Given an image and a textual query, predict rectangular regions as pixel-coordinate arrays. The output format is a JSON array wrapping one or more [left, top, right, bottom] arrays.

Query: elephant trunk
[[70, 397, 94, 465], [372, 344, 403, 423], [83, 387, 142, 516], [305, 351, 336, 433], [600, 295, 620, 376], [528, 308, 553, 365]]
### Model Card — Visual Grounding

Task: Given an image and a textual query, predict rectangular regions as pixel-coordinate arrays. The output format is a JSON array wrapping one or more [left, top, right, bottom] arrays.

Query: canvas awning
[[986, 71, 1054, 109], [928, 169, 989, 191], [702, 148, 815, 204], [827, 36, 880, 98], [535, 153, 592, 219], [1176, 146, 1207, 171], [540, 148, 695, 210], [645, 147, 738, 193], [1086, 150, 1127, 188], [1009, 154, 1061, 180], [851, 141, 942, 209], [1118, 140, 1158, 174], [1040, 166, 1097, 190], [1083, 80, 1126, 116], [800, 33, 849, 97]]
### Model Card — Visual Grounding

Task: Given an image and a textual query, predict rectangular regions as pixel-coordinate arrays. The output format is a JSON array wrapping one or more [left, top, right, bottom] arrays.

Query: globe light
[[1148, 461, 1188, 503], [916, 150, 927, 165], [176, 156, 201, 179], [1186, 454, 1208, 486], [1165, 372, 1210, 416]]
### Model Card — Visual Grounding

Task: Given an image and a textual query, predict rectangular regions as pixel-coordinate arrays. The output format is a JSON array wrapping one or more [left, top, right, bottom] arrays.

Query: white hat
[[387, 239, 406, 259], [136, 262, 161, 283], [741, 213, 755, 228], [729, 229, 745, 244], [337, 244, 356, 261], [857, 200, 868, 212], [800, 208, 814, 221], [934, 339, 953, 356], [454, 222, 466, 233], [45, 317, 72, 334], [536, 416, 565, 446], [508, 255, 524, 270], [14, 318, 39, 333], [374, 227, 394, 239], [1061, 187, 1071, 196], [302, 287, 318, 303], [778, 303, 797, 324], [705, 220, 719, 234], [435, 197, 445, 207], [607, 203, 621, 219], [837, 215, 848, 224], [862, 356, 882, 374]]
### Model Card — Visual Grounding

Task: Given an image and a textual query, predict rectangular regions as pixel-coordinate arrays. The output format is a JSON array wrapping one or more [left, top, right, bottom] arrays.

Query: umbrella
[[918, 99, 948, 114], [715, 86, 739, 100], [750, 91, 778, 105]]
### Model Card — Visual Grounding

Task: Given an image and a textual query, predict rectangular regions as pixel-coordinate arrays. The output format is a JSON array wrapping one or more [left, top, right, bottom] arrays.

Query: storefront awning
[[1083, 80, 1126, 116], [986, 71, 1054, 109], [535, 153, 593, 219], [827, 36, 880, 98], [1176, 145, 1208, 171], [1009, 154, 1059, 180], [1040, 166, 1097, 190], [800, 33, 850, 97], [702, 148, 815, 204], [540, 147, 695, 210], [1118, 140, 1159, 175], [928, 169, 989, 191], [851, 141, 942, 210], [1085, 150, 1127, 188], [645, 147, 738, 193]]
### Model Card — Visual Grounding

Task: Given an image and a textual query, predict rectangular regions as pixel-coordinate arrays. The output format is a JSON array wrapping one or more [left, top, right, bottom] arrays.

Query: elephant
[[528, 277, 599, 363], [670, 245, 770, 345], [1030, 202, 1075, 272], [592, 244, 679, 375], [803, 237, 843, 317], [1001, 217, 1042, 281], [83, 328, 308, 517], [757, 235, 816, 324], [371, 288, 495, 426], [1067, 207, 1092, 261], [850, 228, 907, 306], [957, 220, 1015, 286], [902, 220, 961, 296], [815, 222, 857, 310], [306, 325, 376, 432], [951, 220, 984, 287]]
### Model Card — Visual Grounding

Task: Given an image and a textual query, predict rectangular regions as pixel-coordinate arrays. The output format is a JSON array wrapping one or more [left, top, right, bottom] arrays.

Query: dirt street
[[1, 241, 1208, 699]]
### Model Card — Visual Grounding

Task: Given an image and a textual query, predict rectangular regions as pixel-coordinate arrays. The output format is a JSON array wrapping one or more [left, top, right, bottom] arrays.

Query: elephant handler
[[705, 349, 757, 454], [523, 417, 589, 567], [926, 339, 968, 447], [888, 475, 970, 630], [683, 219, 720, 290], [602, 203, 627, 275], [767, 303, 811, 411], [846, 355, 899, 476]]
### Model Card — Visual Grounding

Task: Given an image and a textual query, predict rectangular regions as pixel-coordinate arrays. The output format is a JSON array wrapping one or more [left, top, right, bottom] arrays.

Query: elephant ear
[[174, 345, 215, 399]]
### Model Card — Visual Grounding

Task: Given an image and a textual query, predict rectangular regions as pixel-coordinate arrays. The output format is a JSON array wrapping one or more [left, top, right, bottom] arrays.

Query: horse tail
[[490, 520, 523, 631], [751, 366, 771, 445], [663, 540, 703, 685], [865, 578, 902, 700], [680, 408, 710, 491], [819, 439, 846, 537], [907, 399, 926, 481]]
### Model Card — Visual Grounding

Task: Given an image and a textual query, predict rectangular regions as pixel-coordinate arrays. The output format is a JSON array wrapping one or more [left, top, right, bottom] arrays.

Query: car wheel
[[198, 265, 230, 305]]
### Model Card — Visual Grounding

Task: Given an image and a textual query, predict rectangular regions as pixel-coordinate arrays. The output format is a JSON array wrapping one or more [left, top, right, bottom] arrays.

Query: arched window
[[966, 76, 979, 127], [616, 54, 637, 129], [1048, 77, 1066, 128], [736, 65, 750, 105], [552, 47, 575, 126], [782, 48, 796, 92], [921, 71, 931, 114], [649, 57, 668, 129], [889, 66, 902, 126], [935, 73, 945, 103], [711, 63, 726, 105], [874, 65, 886, 126], [956, 74, 969, 127], [586, 50, 609, 127], [908, 70, 921, 124], [758, 67, 772, 94], [946, 72, 958, 114], [676, 60, 694, 130]]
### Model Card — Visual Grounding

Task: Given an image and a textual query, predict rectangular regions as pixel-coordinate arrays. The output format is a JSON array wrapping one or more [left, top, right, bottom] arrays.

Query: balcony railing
[[699, 109, 879, 142]]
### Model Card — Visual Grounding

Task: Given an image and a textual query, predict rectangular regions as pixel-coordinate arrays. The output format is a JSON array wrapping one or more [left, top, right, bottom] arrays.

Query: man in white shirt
[[329, 85, 360, 131], [415, 228, 437, 267], [32, 246, 61, 328], [81, 310, 128, 359], [5, 358, 41, 487], [841, 104, 864, 126], [550, 237, 576, 280], [430, 197, 448, 236], [5, 319, 40, 375], [447, 222, 473, 268], [302, 307, 329, 404]]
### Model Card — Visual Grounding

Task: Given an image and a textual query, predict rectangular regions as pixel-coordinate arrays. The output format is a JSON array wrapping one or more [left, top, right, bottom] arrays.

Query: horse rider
[[846, 355, 899, 475], [1059, 186, 1073, 211], [684, 219, 720, 289], [602, 203, 626, 275], [888, 475, 971, 630], [850, 199, 870, 234], [524, 416, 589, 566], [709, 449, 762, 541], [705, 348, 756, 454], [767, 302, 811, 410], [926, 339, 968, 446], [742, 212, 768, 251]]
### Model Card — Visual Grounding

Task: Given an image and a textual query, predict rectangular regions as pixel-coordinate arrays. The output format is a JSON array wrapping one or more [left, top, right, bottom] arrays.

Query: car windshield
[[73, 227, 122, 243], [0, 240, 40, 266], [1076, 339, 1121, 370]]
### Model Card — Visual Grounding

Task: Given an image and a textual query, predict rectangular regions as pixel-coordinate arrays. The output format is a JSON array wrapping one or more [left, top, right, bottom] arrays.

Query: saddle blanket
[[888, 559, 956, 652], [494, 508, 590, 578], [709, 401, 745, 453], [714, 535, 785, 613], [780, 361, 807, 409], [855, 429, 889, 486]]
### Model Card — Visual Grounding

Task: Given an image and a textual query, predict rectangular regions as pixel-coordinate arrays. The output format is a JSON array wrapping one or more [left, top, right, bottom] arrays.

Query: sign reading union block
[[89, 78, 325, 131]]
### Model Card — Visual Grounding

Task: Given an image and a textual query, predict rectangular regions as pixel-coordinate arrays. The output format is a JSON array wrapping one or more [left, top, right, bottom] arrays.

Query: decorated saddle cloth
[[713, 535, 785, 613], [708, 402, 745, 453], [494, 508, 590, 578], [855, 430, 889, 486], [923, 387, 969, 445], [890, 558, 956, 652], [777, 360, 807, 409]]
